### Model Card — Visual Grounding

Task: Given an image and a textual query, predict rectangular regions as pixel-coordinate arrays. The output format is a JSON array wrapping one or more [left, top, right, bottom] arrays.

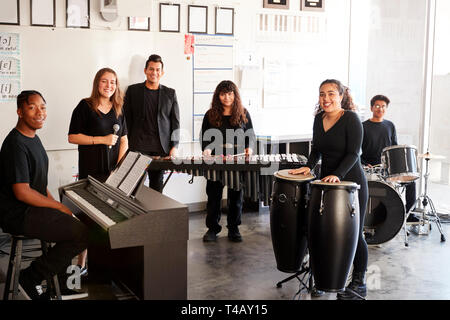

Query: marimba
[[149, 154, 308, 205]]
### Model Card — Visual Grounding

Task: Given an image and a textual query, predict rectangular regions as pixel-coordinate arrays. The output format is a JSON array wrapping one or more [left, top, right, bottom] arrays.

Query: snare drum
[[270, 170, 315, 273], [382, 145, 419, 183], [307, 180, 360, 292], [363, 165, 384, 181]]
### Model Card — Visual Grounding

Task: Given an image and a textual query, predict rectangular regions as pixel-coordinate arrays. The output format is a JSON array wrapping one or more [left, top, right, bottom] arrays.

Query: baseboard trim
[[186, 200, 228, 213]]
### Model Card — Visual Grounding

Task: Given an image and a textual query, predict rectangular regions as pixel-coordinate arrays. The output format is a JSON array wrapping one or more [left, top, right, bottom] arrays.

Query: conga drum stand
[[276, 254, 313, 299], [410, 155, 446, 242]]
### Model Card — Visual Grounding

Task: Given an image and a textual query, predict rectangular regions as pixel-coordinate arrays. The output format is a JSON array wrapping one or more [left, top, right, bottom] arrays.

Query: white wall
[[1, 0, 351, 207]]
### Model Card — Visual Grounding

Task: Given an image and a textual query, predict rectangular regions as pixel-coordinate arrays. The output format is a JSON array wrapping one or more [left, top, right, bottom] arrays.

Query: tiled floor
[[1, 208, 449, 300]]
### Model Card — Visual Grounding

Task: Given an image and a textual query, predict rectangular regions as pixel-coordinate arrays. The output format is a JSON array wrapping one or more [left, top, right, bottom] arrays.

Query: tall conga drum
[[270, 169, 315, 273], [308, 181, 360, 291]]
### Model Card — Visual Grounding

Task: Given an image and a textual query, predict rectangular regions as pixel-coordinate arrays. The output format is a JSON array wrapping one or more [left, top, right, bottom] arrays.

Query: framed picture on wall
[[31, 0, 56, 27], [159, 3, 180, 33], [0, 0, 20, 25], [66, 0, 90, 28], [128, 17, 150, 31], [300, 0, 325, 12], [263, 0, 289, 10], [188, 5, 207, 34], [215, 7, 234, 36]]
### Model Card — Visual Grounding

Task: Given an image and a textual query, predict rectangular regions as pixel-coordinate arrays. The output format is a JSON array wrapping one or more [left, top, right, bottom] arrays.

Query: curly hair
[[314, 79, 356, 115], [208, 80, 248, 127]]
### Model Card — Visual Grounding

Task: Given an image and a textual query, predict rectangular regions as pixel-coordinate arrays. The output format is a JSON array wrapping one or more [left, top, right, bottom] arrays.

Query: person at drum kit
[[200, 80, 256, 243], [290, 79, 369, 300], [361, 95, 418, 222]]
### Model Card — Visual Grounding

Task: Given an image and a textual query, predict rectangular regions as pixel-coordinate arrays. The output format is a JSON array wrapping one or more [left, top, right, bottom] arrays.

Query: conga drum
[[270, 170, 315, 273], [308, 181, 360, 292]]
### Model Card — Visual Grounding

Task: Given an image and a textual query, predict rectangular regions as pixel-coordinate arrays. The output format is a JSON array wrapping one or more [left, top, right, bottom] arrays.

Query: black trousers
[[148, 169, 164, 192], [405, 182, 417, 213], [205, 180, 243, 234], [21, 207, 88, 284], [353, 180, 369, 274]]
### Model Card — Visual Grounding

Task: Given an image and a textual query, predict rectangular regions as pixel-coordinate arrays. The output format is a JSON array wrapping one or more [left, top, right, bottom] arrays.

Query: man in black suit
[[123, 54, 180, 192]]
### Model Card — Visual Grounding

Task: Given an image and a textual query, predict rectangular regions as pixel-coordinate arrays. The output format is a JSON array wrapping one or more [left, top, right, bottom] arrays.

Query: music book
[[105, 151, 152, 196]]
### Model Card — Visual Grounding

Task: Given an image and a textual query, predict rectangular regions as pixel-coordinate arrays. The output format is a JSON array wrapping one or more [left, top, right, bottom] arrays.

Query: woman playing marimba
[[200, 80, 256, 243]]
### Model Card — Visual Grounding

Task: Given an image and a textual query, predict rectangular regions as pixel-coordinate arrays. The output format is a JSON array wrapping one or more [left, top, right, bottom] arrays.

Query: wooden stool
[[3, 235, 62, 300]]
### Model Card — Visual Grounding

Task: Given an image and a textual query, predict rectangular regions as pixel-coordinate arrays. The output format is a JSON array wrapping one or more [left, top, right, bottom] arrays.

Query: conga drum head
[[274, 169, 315, 182], [310, 180, 360, 190]]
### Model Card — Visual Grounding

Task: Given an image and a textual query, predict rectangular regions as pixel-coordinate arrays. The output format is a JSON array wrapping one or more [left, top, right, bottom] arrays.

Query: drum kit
[[365, 145, 446, 245], [269, 145, 447, 297]]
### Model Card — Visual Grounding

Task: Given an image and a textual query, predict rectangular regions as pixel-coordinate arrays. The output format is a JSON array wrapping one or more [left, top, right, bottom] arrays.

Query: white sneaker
[[60, 288, 89, 300]]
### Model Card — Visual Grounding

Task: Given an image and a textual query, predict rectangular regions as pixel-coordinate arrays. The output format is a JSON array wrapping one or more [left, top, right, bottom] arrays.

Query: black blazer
[[123, 82, 180, 155]]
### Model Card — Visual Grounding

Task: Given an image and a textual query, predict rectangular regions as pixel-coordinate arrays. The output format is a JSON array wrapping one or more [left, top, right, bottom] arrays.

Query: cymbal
[[418, 152, 446, 160]]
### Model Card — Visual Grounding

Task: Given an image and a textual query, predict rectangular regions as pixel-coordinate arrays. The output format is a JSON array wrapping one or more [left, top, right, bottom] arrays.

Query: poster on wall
[[0, 80, 20, 102], [0, 32, 20, 102], [0, 33, 20, 54]]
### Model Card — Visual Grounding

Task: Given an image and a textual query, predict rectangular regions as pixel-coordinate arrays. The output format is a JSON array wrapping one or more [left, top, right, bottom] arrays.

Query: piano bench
[[2, 235, 62, 300]]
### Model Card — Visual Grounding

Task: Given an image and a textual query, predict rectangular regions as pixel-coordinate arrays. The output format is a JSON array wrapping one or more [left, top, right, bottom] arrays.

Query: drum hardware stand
[[276, 255, 314, 299], [394, 183, 411, 247], [410, 156, 446, 242]]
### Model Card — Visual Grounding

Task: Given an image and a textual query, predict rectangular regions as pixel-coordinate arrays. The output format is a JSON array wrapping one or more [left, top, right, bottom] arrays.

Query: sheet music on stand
[[105, 151, 152, 197]]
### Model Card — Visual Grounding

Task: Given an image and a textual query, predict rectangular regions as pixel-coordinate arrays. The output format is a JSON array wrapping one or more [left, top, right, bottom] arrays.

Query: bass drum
[[364, 180, 405, 245]]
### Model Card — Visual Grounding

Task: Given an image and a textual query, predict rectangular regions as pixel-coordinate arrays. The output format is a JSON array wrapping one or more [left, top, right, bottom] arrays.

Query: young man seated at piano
[[0, 90, 89, 300]]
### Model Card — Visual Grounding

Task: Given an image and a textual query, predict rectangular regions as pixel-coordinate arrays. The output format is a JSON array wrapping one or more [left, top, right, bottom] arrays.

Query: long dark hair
[[208, 80, 248, 127], [85, 68, 124, 118], [314, 79, 356, 115]]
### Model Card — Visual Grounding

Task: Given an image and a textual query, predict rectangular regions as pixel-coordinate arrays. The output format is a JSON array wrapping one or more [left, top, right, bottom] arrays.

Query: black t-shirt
[[68, 99, 128, 182], [139, 87, 164, 155], [361, 119, 397, 166], [0, 128, 48, 233], [201, 109, 256, 156]]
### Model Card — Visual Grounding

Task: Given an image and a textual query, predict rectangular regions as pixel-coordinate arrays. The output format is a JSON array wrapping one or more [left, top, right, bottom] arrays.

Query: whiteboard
[[0, 26, 192, 150]]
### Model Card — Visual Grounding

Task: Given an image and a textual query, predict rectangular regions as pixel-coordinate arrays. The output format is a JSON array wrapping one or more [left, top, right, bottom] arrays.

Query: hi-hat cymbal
[[418, 152, 446, 160]]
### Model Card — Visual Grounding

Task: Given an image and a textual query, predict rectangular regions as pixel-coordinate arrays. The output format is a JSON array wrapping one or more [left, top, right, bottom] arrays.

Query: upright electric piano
[[59, 152, 189, 300]]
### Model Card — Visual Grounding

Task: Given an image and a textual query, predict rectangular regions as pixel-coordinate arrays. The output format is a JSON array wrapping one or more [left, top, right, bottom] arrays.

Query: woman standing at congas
[[289, 79, 368, 300]]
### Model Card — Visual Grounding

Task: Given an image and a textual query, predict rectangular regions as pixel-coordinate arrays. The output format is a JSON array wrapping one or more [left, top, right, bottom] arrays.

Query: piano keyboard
[[65, 189, 125, 230]]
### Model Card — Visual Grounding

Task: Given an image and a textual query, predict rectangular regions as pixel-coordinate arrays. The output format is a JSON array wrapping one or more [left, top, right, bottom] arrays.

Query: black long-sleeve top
[[306, 111, 365, 182], [361, 119, 397, 166], [200, 109, 256, 156]]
